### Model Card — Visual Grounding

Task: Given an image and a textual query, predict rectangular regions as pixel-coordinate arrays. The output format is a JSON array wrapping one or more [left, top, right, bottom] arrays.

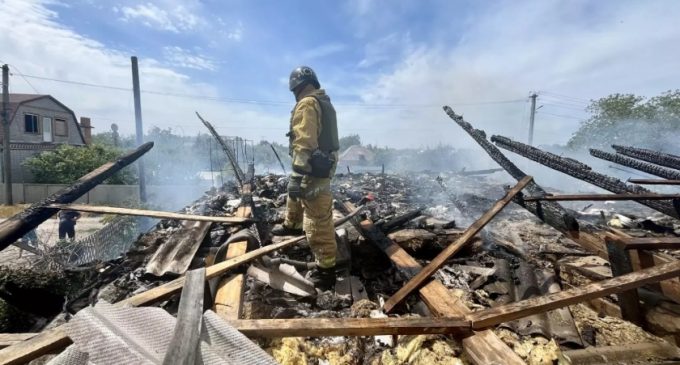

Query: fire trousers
[[284, 176, 337, 269]]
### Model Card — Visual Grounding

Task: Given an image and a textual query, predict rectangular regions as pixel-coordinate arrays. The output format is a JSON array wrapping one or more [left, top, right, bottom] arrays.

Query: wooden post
[[383, 176, 533, 313], [0, 142, 154, 251], [1, 64, 12, 205], [605, 238, 644, 326]]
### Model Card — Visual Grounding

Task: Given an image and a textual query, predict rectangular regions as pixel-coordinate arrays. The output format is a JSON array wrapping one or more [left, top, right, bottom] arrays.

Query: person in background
[[58, 210, 81, 240]]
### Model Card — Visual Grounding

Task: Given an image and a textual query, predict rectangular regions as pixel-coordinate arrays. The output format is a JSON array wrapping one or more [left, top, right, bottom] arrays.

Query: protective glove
[[287, 175, 303, 201]]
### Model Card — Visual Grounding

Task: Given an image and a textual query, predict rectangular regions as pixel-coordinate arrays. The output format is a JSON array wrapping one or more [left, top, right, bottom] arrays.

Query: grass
[[0, 204, 30, 218]]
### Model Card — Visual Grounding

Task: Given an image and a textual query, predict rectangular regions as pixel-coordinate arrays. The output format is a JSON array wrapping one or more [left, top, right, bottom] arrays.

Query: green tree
[[339, 134, 361, 152], [23, 144, 136, 184], [567, 90, 680, 149]]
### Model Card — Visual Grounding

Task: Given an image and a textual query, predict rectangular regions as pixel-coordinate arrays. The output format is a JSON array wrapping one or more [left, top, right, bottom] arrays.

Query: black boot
[[271, 224, 303, 236], [308, 266, 336, 292]]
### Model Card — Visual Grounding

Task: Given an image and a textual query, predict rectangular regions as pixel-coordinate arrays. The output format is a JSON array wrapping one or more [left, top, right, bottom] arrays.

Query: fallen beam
[[442, 106, 579, 233], [560, 342, 680, 365], [214, 242, 248, 320], [383, 175, 533, 313], [491, 135, 679, 218], [163, 268, 205, 365], [227, 317, 472, 338], [0, 142, 154, 251], [590, 148, 680, 180], [49, 204, 252, 224], [613, 144, 680, 171], [628, 178, 680, 185], [524, 193, 680, 201], [619, 237, 680, 251], [469, 260, 680, 329], [337, 201, 526, 365], [0, 208, 363, 365], [0, 334, 37, 349]]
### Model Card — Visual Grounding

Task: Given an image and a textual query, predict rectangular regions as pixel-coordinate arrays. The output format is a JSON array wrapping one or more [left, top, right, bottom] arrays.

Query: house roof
[[4, 93, 86, 144], [339, 145, 375, 162]]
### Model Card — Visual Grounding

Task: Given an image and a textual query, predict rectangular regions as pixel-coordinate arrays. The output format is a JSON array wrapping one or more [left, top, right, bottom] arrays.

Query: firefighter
[[271, 66, 339, 291]]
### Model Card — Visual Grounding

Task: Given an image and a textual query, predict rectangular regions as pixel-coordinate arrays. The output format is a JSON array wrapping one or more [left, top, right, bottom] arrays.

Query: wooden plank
[[383, 175, 533, 313], [0, 142, 154, 251], [628, 178, 680, 185], [0, 334, 37, 348], [469, 260, 680, 329], [338, 202, 525, 365], [621, 237, 680, 251], [524, 193, 680, 201], [163, 268, 205, 365], [214, 241, 248, 320], [49, 204, 252, 224], [605, 238, 644, 325], [561, 342, 680, 364], [0, 328, 71, 365], [227, 317, 471, 337]]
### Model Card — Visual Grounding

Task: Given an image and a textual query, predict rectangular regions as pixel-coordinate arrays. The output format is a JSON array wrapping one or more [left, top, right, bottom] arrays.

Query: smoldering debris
[[1, 165, 680, 365]]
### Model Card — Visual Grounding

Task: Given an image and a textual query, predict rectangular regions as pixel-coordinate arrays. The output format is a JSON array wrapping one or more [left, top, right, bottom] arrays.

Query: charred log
[[491, 135, 679, 219], [590, 149, 680, 180], [613, 144, 680, 171], [442, 106, 578, 232]]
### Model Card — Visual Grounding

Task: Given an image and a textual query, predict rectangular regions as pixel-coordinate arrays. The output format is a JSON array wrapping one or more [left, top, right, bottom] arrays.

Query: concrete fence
[[0, 183, 212, 209]]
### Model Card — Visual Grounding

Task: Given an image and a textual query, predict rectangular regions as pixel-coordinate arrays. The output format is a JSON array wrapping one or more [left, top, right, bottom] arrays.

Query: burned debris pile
[[1, 112, 680, 364]]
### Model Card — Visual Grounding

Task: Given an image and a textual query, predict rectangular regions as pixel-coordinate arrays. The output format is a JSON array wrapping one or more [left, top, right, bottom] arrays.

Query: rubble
[[2, 119, 680, 364]]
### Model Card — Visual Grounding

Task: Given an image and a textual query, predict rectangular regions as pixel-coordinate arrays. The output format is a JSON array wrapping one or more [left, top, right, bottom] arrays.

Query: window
[[55, 118, 68, 136], [24, 114, 39, 133]]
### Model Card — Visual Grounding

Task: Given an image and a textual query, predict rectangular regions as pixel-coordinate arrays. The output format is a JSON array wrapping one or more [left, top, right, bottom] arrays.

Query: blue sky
[[2, 0, 680, 148]]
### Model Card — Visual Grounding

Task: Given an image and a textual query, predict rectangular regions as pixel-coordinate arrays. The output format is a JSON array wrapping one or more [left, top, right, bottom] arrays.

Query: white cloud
[[117, 2, 200, 33], [0, 0, 286, 144], [163, 46, 216, 71], [343, 0, 680, 148]]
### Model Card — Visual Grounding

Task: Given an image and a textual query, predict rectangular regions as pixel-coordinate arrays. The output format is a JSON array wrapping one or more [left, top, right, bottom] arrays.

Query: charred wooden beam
[[490, 135, 679, 219], [628, 178, 680, 185], [0, 142, 154, 252], [227, 317, 472, 337], [442, 106, 578, 232], [524, 193, 680, 201], [590, 148, 680, 180], [379, 207, 423, 233], [613, 144, 680, 171], [162, 268, 205, 364], [196, 112, 245, 186], [383, 176, 533, 313]]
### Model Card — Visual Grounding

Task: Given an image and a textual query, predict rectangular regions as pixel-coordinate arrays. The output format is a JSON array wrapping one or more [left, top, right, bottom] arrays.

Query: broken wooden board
[[524, 193, 680, 201], [469, 260, 680, 329], [618, 237, 680, 251], [214, 241, 248, 320], [49, 204, 252, 224], [163, 268, 205, 365], [560, 341, 680, 364], [0, 142, 154, 251], [0, 207, 364, 365], [145, 220, 212, 277], [337, 201, 526, 365], [0, 334, 37, 349], [383, 175, 533, 313], [227, 317, 471, 337], [247, 264, 316, 297]]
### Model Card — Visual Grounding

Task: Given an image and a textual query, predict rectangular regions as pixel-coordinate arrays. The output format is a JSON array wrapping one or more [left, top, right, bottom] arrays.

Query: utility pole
[[528, 93, 538, 146], [2, 65, 13, 205], [131, 56, 146, 203]]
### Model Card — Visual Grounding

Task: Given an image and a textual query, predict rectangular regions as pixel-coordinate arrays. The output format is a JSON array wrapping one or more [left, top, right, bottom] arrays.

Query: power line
[[537, 111, 585, 120], [539, 90, 591, 104], [12, 72, 527, 109]]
